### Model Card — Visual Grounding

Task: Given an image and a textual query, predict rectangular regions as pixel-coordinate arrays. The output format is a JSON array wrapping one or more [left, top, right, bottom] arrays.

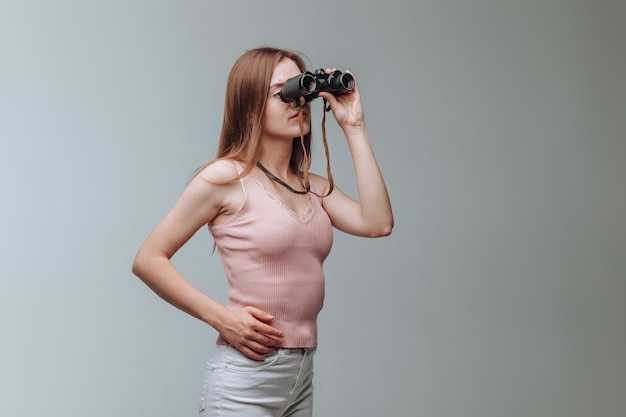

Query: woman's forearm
[[343, 124, 394, 235], [131, 255, 227, 329]]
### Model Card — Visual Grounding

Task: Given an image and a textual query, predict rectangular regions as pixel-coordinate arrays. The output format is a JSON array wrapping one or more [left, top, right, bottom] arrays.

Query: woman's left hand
[[318, 69, 365, 129]]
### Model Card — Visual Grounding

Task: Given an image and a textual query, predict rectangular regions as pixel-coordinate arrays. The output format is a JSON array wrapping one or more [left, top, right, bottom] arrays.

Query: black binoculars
[[279, 68, 355, 104]]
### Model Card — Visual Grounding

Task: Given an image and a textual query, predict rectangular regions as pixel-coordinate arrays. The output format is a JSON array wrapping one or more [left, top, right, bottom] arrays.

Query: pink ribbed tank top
[[209, 172, 333, 348]]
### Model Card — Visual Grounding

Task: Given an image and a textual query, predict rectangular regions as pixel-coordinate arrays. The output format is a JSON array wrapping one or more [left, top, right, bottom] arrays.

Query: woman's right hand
[[215, 307, 285, 361]]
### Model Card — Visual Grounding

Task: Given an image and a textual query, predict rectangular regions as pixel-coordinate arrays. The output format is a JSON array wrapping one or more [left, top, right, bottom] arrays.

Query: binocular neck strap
[[296, 100, 334, 198]]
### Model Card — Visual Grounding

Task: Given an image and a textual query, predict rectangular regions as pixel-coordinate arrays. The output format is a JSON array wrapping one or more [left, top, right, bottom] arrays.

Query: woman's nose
[[290, 97, 306, 108]]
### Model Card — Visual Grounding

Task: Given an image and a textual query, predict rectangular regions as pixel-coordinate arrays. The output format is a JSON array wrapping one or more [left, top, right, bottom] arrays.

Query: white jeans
[[198, 344, 316, 417]]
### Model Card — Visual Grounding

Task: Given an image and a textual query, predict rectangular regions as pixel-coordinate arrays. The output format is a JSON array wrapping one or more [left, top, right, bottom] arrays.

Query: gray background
[[1, 1, 625, 416]]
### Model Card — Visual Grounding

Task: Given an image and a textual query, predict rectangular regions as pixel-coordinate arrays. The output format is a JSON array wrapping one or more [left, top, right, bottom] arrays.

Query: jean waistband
[[278, 347, 316, 355], [219, 343, 316, 356]]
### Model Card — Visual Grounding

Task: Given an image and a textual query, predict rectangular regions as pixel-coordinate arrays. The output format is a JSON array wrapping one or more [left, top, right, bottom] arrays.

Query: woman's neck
[[258, 145, 293, 178]]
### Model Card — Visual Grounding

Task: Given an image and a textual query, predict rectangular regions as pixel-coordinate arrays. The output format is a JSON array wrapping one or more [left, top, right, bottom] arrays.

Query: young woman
[[132, 46, 393, 417]]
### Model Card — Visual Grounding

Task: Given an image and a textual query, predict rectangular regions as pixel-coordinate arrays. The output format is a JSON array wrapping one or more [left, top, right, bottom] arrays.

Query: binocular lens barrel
[[328, 70, 355, 91], [280, 72, 316, 102], [279, 68, 354, 104]]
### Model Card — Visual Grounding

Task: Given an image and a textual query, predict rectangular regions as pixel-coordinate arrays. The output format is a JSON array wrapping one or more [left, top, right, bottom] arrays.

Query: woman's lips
[[289, 112, 307, 120]]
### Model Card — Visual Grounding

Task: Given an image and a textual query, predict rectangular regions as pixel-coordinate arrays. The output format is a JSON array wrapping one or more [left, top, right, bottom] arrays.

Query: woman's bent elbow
[[379, 222, 394, 237], [367, 220, 394, 237], [131, 254, 146, 278]]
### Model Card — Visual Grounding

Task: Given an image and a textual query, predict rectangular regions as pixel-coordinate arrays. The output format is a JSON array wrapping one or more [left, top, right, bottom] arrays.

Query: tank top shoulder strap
[[228, 160, 248, 199], [307, 175, 329, 201]]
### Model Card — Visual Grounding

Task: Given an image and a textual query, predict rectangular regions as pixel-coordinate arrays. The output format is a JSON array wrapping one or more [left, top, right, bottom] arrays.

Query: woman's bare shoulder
[[195, 158, 243, 184], [308, 172, 332, 195]]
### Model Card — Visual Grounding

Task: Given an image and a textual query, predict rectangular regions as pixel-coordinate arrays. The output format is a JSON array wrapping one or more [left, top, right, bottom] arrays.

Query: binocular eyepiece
[[279, 69, 355, 104]]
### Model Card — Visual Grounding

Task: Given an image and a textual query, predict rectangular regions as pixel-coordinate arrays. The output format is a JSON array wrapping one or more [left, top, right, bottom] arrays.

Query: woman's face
[[263, 58, 311, 141]]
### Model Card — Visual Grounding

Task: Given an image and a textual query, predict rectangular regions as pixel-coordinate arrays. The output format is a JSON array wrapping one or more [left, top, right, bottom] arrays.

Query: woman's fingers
[[218, 307, 285, 360], [245, 306, 285, 339]]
